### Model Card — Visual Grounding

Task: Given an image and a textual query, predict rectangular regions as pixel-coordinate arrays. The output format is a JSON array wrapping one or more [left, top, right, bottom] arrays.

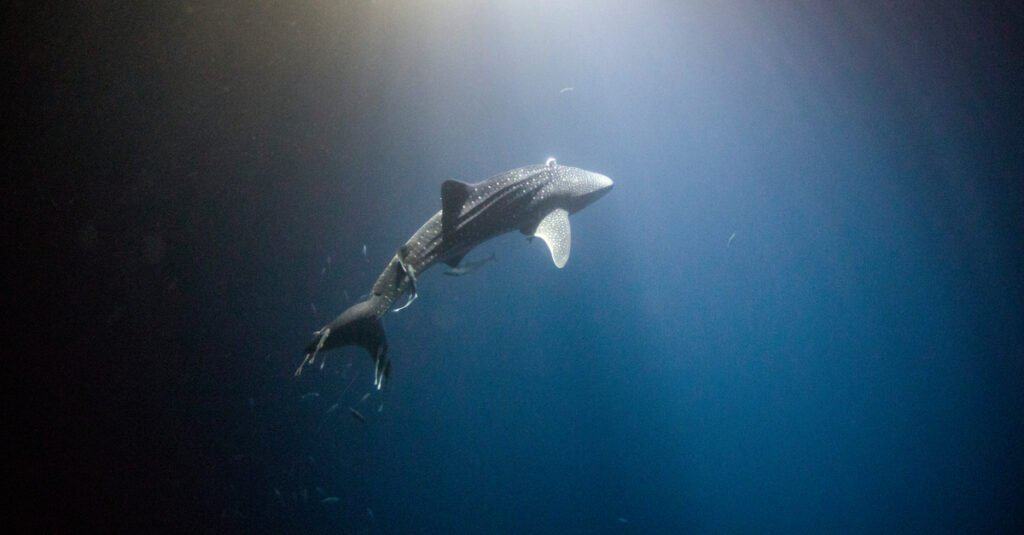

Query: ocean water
[[13, 1, 1024, 532]]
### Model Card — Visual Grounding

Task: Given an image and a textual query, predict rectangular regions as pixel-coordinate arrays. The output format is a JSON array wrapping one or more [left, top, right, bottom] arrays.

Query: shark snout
[[589, 172, 614, 203], [566, 170, 614, 212]]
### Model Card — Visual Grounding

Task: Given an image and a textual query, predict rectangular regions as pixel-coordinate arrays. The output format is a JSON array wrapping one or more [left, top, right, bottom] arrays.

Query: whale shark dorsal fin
[[533, 208, 571, 268], [441, 180, 472, 236]]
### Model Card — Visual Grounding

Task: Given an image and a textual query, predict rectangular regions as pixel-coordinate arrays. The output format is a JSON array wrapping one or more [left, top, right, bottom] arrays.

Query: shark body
[[296, 159, 613, 387]]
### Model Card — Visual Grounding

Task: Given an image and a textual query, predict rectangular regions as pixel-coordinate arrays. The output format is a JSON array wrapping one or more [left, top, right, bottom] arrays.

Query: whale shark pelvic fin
[[392, 245, 418, 312], [532, 208, 572, 268]]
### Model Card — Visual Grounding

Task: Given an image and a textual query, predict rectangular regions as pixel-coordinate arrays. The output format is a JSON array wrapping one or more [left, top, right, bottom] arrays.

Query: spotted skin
[[299, 160, 613, 385], [367, 162, 612, 314]]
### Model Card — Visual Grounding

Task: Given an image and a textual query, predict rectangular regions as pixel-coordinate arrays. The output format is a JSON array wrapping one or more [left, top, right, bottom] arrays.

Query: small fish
[[343, 290, 350, 302], [349, 407, 367, 423], [443, 253, 496, 276], [559, 86, 574, 94], [618, 517, 629, 524], [359, 392, 371, 404], [728, 231, 737, 246], [325, 403, 339, 415], [361, 244, 368, 258], [300, 392, 320, 402], [326, 255, 332, 265], [367, 507, 375, 520], [310, 303, 318, 315], [322, 496, 340, 505]]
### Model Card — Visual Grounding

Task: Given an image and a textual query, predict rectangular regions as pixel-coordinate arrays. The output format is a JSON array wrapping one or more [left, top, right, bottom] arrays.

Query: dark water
[[12, 1, 1024, 532]]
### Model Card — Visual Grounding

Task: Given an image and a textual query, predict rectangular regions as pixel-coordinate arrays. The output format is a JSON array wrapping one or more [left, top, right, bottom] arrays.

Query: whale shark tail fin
[[295, 299, 391, 389]]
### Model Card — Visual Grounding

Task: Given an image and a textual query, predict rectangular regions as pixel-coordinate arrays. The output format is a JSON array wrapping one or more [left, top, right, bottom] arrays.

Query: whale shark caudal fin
[[294, 327, 331, 377], [373, 343, 391, 390], [441, 179, 473, 236], [355, 316, 390, 390], [295, 299, 391, 389], [533, 208, 572, 268]]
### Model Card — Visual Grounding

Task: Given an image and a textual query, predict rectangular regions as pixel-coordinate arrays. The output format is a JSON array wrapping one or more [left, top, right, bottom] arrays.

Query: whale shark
[[295, 158, 614, 387]]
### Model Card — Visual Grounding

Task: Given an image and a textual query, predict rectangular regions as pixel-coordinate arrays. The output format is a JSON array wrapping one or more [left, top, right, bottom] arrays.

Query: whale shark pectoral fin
[[441, 180, 472, 236], [533, 208, 571, 268]]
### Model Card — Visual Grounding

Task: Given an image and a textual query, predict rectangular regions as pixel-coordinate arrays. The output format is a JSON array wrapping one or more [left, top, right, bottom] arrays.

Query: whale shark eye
[[545, 157, 557, 168]]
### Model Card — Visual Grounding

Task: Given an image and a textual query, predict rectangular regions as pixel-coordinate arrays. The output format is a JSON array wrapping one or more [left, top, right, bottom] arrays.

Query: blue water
[[17, 1, 1023, 532]]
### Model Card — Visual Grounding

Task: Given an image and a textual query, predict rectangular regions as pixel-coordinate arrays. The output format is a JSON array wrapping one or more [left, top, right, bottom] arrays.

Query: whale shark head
[[544, 159, 614, 215], [506, 159, 613, 268]]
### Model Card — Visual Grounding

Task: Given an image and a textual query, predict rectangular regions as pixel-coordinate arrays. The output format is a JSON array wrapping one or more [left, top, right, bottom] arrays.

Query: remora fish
[[295, 159, 613, 388], [443, 252, 496, 276]]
